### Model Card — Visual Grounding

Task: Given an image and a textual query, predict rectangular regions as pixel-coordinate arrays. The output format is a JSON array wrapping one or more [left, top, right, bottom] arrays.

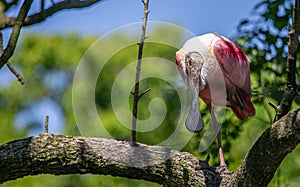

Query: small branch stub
[[268, 101, 279, 111], [45, 115, 49, 134], [138, 88, 151, 100]]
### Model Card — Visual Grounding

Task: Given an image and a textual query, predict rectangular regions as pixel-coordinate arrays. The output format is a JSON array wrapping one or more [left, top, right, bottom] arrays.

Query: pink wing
[[212, 34, 255, 119], [213, 35, 251, 94]]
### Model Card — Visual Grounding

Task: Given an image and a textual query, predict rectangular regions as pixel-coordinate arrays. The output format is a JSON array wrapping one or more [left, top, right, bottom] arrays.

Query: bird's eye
[[188, 59, 193, 66]]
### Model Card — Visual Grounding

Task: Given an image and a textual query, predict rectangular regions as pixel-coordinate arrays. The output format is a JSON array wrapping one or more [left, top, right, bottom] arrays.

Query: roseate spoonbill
[[175, 33, 255, 170]]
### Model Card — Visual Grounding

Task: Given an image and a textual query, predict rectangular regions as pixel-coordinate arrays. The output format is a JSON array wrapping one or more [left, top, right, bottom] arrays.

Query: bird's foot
[[195, 155, 215, 171], [129, 141, 139, 147], [196, 162, 213, 171], [216, 165, 233, 174]]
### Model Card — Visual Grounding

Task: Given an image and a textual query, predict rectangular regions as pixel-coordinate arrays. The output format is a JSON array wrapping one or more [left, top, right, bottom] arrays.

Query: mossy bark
[[0, 109, 299, 186]]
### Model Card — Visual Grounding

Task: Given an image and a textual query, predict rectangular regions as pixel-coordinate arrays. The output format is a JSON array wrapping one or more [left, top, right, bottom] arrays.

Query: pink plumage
[[206, 34, 255, 119], [175, 32, 256, 168], [176, 33, 255, 120]]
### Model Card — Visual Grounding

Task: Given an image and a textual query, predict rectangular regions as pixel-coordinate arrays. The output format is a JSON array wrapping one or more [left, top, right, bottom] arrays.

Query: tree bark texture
[[0, 109, 299, 186]]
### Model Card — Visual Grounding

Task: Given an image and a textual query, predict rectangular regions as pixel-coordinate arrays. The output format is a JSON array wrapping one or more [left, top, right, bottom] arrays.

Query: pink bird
[[175, 33, 255, 170]]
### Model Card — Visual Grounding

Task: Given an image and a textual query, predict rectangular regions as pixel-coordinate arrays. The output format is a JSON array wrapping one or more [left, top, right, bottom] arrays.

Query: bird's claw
[[195, 160, 210, 170], [195, 155, 215, 171]]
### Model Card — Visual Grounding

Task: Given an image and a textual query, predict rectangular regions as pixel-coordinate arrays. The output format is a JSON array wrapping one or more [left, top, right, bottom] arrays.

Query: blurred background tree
[[0, 0, 299, 186]]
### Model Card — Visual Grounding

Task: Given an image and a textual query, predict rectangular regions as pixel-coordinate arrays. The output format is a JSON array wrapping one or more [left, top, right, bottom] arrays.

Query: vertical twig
[[45, 115, 49, 134], [131, 0, 150, 146], [273, 0, 300, 122], [0, 32, 2, 52], [41, 0, 45, 11]]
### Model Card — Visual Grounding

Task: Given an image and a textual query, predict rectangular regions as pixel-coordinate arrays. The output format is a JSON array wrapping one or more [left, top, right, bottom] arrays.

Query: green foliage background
[[0, 0, 300, 186]]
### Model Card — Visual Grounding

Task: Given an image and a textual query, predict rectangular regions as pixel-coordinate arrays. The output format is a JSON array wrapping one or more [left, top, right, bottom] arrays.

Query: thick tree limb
[[228, 108, 300, 186], [273, 0, 300, 122], [0, 134, 215, 186], [0, 109, 299, 186]]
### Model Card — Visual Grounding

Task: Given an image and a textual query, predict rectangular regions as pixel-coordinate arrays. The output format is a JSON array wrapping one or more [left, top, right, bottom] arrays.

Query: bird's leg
[[208, 105, 227, 168], [216, 130, 226, 167]]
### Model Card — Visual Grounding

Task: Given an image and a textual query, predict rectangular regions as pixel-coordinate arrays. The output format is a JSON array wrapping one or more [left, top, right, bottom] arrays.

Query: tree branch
[[0, 134, 214, 186], [2, 0, 19, 12], [6, 62, 25, 84], [0, 0, 33, 69], [274, 0, 300, 122], [0, 109, 299, 186], [131, 0, 150, 144], [0, 0, 102, 29], [0, 0, 103, 71], [229, 108, 300, 186]]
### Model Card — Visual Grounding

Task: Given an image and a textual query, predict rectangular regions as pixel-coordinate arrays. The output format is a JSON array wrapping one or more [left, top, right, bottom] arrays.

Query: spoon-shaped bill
[[185, 85, 204, 132]]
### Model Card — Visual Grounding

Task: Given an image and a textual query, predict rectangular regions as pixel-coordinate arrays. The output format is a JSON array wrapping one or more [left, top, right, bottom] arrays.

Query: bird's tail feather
[[230, 94, 255, 120]]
